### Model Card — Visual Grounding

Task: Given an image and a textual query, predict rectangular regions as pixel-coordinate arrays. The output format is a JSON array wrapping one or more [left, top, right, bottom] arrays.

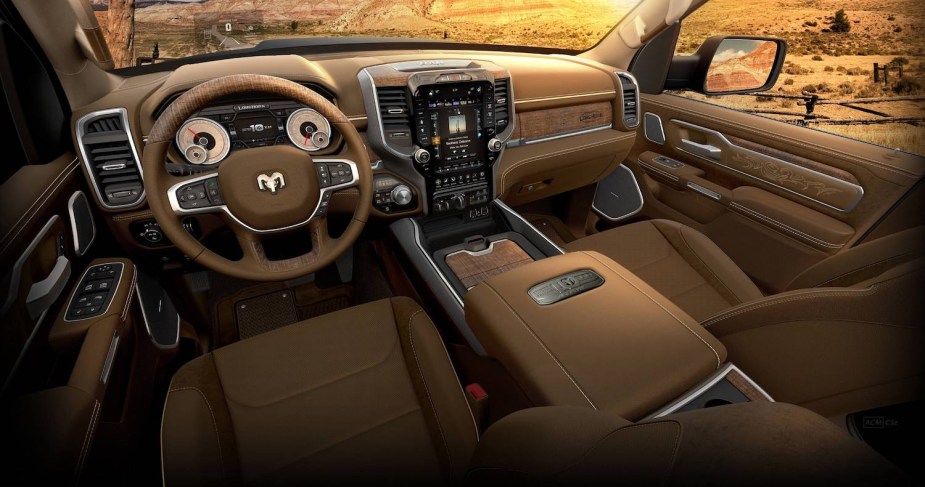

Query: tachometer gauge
[[176, 117, 230, 165], [286, 108, 332, 151]]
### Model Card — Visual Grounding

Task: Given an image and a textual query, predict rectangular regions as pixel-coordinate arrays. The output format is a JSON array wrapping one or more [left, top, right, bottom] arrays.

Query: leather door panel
[[624, 94, 924, 292], [0, 154, 84, 395]]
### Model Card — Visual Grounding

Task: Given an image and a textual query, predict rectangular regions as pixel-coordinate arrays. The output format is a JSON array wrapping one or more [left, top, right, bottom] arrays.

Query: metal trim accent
[[0, 216, 61, 318], [647, 363, 774, 419], [63, 262, 126, 323], [643, 112, 666, 144], [100, 330, 120, 384], [687, 181, 722, 201], [75, 108, 146, 209], [493, 199, 565, 254], [67, 191, 96, 257], [507, 124, 614, 148], [591, 165, 645, 222], [671, 120, 865, 212], [134, 280, 181, 350], [445, 238, 510, 259], [514, 90, 616, 106], [615, 72, 641, 129], [166, 158, 359, 234], [411, 218, 465, 308]]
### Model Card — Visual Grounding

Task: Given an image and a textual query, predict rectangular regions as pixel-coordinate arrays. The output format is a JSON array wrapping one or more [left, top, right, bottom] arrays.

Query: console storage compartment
[[465, 251, 727, 420]]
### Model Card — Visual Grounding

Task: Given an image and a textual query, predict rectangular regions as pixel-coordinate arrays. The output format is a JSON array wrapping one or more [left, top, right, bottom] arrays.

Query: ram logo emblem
[[257, 172, 286, 194]]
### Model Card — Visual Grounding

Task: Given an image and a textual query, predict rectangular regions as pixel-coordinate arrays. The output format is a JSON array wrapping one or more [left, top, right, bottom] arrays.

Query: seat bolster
[[651, 219, 763, 305], [392, 296, 479, 482], [162, 354, 240, 486], [466, 403, 907, 486]]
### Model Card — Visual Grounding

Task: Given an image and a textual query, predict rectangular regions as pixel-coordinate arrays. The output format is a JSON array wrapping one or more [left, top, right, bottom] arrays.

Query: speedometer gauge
[[176, 117, 230, 165], [286, 108, 332, 151]]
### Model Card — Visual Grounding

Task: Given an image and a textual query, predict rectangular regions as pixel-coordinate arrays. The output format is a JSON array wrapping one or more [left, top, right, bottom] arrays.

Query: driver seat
[[160, 297, 478, 485]]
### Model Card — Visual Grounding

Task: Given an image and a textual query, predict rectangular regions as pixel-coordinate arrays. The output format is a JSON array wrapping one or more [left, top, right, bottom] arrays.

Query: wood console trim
[[727, 369, 772, 402], [445, 239, 534, 289]]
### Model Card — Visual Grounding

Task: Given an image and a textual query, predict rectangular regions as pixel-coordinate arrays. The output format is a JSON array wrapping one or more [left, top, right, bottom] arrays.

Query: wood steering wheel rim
[[142, 74, 372, 281]]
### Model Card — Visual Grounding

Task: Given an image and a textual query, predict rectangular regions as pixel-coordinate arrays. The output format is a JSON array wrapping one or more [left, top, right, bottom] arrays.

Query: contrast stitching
[[730, 202, 844, 249], [483, 283, 599, 409], [168, 387, 226, 478], [586, 253, 723, 368], [812, 252, 918, 287], [407, 308, 453, 466], [701, 286, 878, 328], [75, 400, 100, 480], [0, 160, 79, 253], [644, 97, 916, 178], [500, 136, 633, 190], [675, 225, 747, 304]]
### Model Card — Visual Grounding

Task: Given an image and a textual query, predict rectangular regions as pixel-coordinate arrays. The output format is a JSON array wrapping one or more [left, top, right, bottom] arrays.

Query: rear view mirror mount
[[665, 35, 787, 95]]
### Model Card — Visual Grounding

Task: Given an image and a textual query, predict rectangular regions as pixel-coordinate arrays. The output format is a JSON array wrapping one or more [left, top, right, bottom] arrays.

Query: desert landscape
[[673, 0, 925, 155], [93, 0, 924, 154]]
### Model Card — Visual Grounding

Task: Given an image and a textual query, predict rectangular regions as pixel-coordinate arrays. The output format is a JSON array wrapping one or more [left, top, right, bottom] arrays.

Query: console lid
[[465, 251, 727, 420]]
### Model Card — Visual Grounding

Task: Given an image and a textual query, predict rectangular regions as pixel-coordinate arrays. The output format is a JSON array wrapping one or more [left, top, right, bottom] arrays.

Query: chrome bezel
[[286, 108, 332, 152], [175, 117, 231, 165]]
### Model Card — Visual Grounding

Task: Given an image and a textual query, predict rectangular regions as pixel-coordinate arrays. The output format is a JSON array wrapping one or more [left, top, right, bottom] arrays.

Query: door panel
[[0, 154, 84, 395], [624, 94, 925, 292]]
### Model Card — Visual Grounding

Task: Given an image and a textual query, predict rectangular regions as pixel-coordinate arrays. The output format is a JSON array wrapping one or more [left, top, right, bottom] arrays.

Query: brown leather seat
[[160, 298, 908, 485], [564, 219, 763, 321], [160, 297, 478, 486]]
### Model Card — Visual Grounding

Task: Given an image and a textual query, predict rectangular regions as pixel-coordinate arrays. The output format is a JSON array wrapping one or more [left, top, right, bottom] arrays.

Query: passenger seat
[[564, 219, 763, 321]]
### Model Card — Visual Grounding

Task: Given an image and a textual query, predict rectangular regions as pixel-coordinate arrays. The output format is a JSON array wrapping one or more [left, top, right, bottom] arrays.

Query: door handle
[[26, 255, 71, 320], [681, 139, 722, 160]]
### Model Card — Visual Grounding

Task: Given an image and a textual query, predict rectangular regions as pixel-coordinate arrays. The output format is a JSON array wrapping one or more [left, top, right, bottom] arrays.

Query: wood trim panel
[[727, 135, 860, 185], [365, 64, 510, 87], [727, 369, 772, 402], [516, 102, 613, 141], [445, 239, 534, 289]]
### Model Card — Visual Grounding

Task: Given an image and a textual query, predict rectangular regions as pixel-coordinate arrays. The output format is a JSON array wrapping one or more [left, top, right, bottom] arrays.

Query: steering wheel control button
[[315, 163, 331, 187], [327, 162, 353, 186], [205, 178, 224, 205], [317, 192, 333, 216], [528, 269, 605, 305]]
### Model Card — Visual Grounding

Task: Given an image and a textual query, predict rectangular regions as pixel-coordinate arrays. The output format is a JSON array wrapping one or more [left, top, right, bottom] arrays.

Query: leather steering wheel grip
[[141, 74, 372, 281]]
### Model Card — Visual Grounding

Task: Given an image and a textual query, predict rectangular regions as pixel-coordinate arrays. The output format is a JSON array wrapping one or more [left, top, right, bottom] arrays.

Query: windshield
[[92, 1, 640, 69]]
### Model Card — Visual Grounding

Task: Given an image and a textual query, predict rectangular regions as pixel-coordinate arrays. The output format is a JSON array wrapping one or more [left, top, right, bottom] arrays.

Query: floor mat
[[235, 284, 356, 339], [236, 290, 299, 339]]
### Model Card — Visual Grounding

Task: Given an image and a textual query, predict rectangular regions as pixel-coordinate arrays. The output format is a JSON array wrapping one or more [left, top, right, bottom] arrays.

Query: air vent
[[76, 108, 145, 209], [616, 72, 639, 129], [494, 78, 511, 130], [376, 87, 411, 130]]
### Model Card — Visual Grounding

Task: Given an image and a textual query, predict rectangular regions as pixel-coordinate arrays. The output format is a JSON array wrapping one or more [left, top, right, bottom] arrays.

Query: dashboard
[[71, 52, 638, 250]]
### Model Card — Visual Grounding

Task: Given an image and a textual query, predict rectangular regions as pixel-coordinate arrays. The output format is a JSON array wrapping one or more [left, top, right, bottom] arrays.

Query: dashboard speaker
[[68, 191, 96, 256], [644, 112, 666, 145], [592, 165, 644, 222]]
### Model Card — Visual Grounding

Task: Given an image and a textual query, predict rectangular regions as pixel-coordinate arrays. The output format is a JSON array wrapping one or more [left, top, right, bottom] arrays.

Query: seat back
[[701, 258, 925, 417]]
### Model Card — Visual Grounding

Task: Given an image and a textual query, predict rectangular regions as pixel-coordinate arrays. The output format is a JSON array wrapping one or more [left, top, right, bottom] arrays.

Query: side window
[[0, 19, 70, 184], [670, 0, 924, 156]]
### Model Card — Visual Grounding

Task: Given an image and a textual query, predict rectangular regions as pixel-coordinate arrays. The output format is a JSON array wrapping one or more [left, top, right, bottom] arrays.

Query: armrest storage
[[465, 251, 727, 420]]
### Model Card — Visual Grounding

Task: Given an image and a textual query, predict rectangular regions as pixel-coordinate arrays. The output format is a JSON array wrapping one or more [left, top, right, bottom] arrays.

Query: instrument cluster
[[173, 100, 335, 165]]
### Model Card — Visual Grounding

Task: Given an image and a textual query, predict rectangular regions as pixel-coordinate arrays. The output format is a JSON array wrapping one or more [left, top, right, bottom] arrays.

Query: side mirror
[[665, 36, 787, 95]]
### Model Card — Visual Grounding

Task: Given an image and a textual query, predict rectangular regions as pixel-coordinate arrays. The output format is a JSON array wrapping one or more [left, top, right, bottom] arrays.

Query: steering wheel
[[142, 74, 372, 281]]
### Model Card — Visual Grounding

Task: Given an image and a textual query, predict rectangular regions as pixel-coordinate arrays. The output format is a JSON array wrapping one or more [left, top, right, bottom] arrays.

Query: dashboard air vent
[[76, 109, 145, 209], [376, 87, 410, 130], [494, 78, 511, 130], [616, 72, 639, 129]]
